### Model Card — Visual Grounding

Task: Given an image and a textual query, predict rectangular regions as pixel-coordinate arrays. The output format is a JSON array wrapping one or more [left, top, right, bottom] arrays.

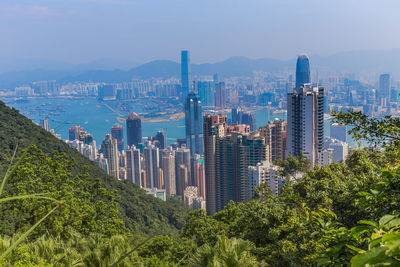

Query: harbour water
[[4, 98, 348, 147]]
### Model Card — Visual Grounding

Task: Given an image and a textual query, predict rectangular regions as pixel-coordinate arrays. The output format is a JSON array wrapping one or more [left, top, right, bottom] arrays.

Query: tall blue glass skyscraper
[[295, 54, 311, 88], [181, 50, 191, 97], [185, 92, 203, 155]]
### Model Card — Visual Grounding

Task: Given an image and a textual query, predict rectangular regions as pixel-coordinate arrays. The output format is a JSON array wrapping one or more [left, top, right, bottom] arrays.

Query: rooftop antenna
[[316, 68, 319, 87]]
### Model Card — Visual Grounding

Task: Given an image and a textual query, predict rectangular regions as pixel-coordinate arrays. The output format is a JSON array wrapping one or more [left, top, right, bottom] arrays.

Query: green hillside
[[3, 102, 400, 266], [0, 101, 188, 236]]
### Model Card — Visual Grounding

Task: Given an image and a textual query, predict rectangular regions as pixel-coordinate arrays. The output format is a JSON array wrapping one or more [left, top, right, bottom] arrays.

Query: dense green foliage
[[0, 233, 196, 266], [0, 145, 126, 238], [0, 102, 188, 236], [332, 110, 400, 147], [189, 236, 258, 267]]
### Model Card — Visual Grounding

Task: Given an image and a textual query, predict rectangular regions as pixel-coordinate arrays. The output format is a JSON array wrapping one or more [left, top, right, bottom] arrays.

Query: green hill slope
[[0, 101, 188, 236]]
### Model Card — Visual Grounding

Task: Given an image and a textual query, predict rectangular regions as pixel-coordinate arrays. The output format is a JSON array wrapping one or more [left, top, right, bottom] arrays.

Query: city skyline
[[1, 0, 400, 66], [1, 0, 399, 265]]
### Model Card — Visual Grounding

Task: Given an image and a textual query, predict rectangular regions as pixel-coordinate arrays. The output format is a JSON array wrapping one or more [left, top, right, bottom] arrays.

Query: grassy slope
[[0, 101, 188, 236]]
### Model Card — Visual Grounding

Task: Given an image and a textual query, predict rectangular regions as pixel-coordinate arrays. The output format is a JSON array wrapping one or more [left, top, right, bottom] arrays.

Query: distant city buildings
[[24, 51, 386, 213], [15, 86, 34, 97], [98, 85, 115, 101]]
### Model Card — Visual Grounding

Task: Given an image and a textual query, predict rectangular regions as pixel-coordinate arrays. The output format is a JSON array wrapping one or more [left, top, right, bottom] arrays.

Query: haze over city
[[2, 1, 400, 265], [1, 0, 400, 67]]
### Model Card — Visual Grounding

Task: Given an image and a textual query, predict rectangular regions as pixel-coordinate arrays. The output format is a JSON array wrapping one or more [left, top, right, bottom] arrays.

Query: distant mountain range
[[2, 50, 400, 90]]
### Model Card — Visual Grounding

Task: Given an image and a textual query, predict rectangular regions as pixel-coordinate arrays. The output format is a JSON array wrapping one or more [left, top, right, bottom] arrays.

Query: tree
[[332, 110, 400, 147], [189, 236, 258, 267], [181, 209, 228, 246], [0, 145, 126, 238], [138, 235, 194, 265], [275, 153, 310, 182]]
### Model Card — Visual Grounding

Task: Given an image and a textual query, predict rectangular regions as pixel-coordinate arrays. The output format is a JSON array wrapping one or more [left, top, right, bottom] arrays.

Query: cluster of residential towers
[[60, 52, 350, 214]]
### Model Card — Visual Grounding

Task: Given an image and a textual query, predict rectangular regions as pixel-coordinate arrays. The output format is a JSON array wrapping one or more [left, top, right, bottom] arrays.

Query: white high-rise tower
[[287, 55, 324, 167]]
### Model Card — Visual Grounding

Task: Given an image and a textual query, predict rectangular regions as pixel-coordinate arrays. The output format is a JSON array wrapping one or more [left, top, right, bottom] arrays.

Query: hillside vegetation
[[0, 102, 188, 236], [1, 104, 400, 266]]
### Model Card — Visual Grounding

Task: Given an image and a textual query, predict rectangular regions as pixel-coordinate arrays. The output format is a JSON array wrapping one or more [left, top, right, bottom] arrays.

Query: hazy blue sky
[[1, 0, 400, 64]]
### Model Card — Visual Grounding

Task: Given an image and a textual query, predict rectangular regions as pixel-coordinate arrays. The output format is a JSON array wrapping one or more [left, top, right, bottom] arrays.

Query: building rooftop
[[128, 112, 140, 120]]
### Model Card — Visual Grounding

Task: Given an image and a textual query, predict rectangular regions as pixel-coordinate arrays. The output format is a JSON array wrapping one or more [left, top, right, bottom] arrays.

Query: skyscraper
[[231, 108, 239, 124], [185, 92, 203, 155], [215, 131, 267, 211], [40, 118, 50, 131], [215, 82, 226, 108], [379, 73, 391, 105], [181, 50, 191, 97], [144, 142, 161, 189], [287, 85, 324, 167], [177, 165, 188, 196], [295, 54, 311, 88], [192, 155, 206, 201], [153, 130, 167, 149], [162, 149, 176, 195], [203, 114, 227, 214], [175, 147, 191, 195], [126, 145, 142, 186], [100, 134, 119, 179], [288, 56, 324, 167], [111, 123, 124, 152], [126, 112, 142, 147], [259, 119, 287, 162], [68, 125, 82, 141]]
